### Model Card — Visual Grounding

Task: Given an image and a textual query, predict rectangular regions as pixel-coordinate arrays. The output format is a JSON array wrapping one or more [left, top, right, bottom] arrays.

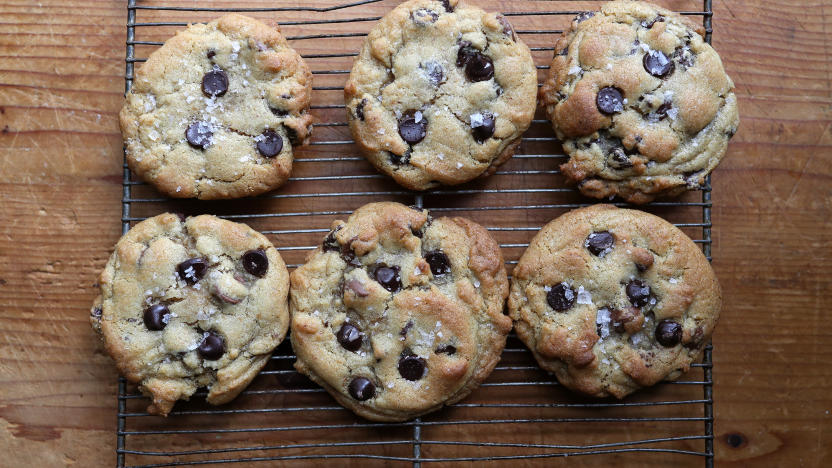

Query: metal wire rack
[[118, 0, 716, 466]]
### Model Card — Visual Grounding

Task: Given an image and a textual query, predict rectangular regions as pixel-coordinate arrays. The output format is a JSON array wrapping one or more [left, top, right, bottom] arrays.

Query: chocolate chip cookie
[[90, 213, 290, 415], [508, 204, 720, 398], [344, 0, 537, 191], [540, 1, 739, 203], [120, 14, 313, 199], [290, 202, 511, 421]]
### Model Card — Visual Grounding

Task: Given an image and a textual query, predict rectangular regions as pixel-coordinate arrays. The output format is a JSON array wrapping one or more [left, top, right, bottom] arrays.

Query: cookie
[[120, 14, 313, 199], [508, 204, 720, 398], [90, 213, 290, 415], [540, 1, 739, 204], [290, 202, 511, 421], [344, 0, 537, 191]]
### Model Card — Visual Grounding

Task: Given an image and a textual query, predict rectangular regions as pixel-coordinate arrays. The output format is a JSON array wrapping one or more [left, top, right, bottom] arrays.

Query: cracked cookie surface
[[290, 202, 511, 421], [90, 213, 290, 415], [509, 204, 720, 398], [120, 14, 313, 199], [344, 0, 537, 191], [540, 1, 739, 203]]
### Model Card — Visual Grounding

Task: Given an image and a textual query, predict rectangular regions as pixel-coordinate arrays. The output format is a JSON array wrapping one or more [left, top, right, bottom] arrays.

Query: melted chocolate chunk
[[496, 15, 516, 41], [425, 250, 451, 276], [389, 150, 411, 166], [400, 320, 413, 337], [596, 87, 624, 115], [643, 50, 674, 78], [398, 110, 427, 145], [202, 67, 229, 97], [585, 231, 615, 256], [323, 229, 340, 252], [270, 107, 289, 117], [440, 0, 453, 12], [412, 8, 439, 24], [143, 304, 169, 331], [648, 101, 673, 122], [185, 122, 213, 150], [457, 43, 494, 82], [374, 265, 401, 292], [608, 147, 633, 169], [336, 322, 363, 352], [242, 249, 269, 277], [355, 98, 367, 121], [348, 377, 375, 401], [207, 50, 216, 59], [641, 15, 665, 28], [198, 332, 225, 360], [547, 282, 575, 311], [611, 307, 640, 333], [435, 344, 457, 355], [177, 258, 208, 284], [398, 354, 426, 381], [626, 279, 652, 307], [655, 319, 682, 347], [256, 130, 283, 158], [673, 45, 695, 69], [470, 112, 495, 143]]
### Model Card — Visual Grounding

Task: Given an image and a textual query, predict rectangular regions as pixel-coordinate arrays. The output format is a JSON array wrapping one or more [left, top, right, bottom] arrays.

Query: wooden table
[[1, 0, 829, 466]]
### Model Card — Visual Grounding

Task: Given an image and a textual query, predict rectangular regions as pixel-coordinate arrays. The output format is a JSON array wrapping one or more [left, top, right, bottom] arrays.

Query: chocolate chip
[[436, 344, 457, 355], [207, 50, 216, 59], [177, 258, 208, 284], [547, 282, 575, 311], [496, 15, 516, 41], [198, 332, 225, 360], [643, 50, 674, 78], [641, 15, 665, 28], [355, 98, 367, 121], [185, 122, 213, 150], [440, 0, 453, 12], [202, 67, 229, 97], [585, 231, 614, 256], [425, 250, 451, 276], [470, 112, 495, 143], [336, 322, 363, 352], [398, 110, 427, 145], [422, 61, 445, 86], [143, 304, 169, 331], [346, 279, 369, 297], [400, 321, 413, 337], [256, 130, 283, 158], [242, 249, 269, 277], [398, 354, 426, 381], [648, 101, 673, 122], [322, 227, 341, 252], [374, 265, 401, 292], [270, 107, 289, 117], [348, 377, 375, 400], [412, 8, 439, 24], [91, 306, 103, 319], [626, 279, 652, 307], [596, 87, 624, 115], [574, 11, 595, 23], [457, 44, 494, 82], [389, 150, 411, 166], [655, 319, 682, 347], [282, 123, 301, 145], [608, 148, 633, 169], [673, 45, 695, 69]]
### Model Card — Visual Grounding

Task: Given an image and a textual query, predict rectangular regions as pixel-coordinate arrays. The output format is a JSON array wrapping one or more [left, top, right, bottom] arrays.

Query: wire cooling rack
[[117, 1, 716, 466]]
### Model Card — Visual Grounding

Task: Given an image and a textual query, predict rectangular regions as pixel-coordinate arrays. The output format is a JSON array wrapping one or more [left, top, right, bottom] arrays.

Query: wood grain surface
[[0, 0, 830, 466]]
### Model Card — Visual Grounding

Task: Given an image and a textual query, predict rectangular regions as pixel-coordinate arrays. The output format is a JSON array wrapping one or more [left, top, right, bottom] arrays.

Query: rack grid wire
[[118, 1, 715, 466]]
